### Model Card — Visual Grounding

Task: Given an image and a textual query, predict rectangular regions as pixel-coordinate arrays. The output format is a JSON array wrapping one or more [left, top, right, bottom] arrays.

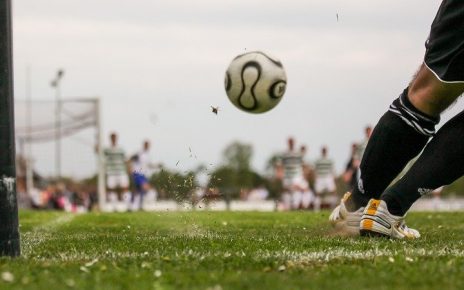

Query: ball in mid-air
[[224, 51, 287, 114]]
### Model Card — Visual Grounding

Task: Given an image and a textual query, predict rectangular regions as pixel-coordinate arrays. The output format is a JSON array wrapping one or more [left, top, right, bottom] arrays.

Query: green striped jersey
[[103, 147, 127, 175], [279, 151, 303, 182], [314, 157, 334, 177]]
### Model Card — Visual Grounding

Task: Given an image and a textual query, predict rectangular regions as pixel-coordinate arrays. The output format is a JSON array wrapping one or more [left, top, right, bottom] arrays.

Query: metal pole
[[56, 83, 61, 179], [0, 0, 21, 257], [52, 69, 64, 180], [26, 66, 33, 194], [96, 98, 106, 211]]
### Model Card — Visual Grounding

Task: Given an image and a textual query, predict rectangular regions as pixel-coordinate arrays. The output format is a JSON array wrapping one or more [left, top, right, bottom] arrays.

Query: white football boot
[[360, 199, 420, 239], [329, 192, 364, 236]]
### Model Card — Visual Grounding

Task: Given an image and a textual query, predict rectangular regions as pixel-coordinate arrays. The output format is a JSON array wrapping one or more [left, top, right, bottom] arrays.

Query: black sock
[[382, 110, 464, 216], [350, 88, 438, 210]]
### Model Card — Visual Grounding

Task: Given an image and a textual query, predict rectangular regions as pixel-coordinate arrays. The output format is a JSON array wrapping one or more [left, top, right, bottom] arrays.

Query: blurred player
[[314, 146, 336, 211], [276, 137, 305, 210], [344, 127, 372, 191], [355, 125, 372, 162], [103, 132, 131, 211], [330, 1, 464, 238], [130, 140, 158, 211], [343, 143, 360, 191]]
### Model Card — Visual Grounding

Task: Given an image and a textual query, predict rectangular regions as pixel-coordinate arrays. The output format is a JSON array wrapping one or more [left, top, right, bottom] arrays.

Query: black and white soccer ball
[[224, 51, 287, 114]]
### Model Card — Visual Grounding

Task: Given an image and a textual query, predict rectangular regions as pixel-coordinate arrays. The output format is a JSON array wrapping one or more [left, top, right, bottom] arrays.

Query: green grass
[[1, 210, 464, 290]]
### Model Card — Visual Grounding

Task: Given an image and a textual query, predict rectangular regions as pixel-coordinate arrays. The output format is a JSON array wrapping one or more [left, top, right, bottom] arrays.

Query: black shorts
[[424, 0, 464, 83]]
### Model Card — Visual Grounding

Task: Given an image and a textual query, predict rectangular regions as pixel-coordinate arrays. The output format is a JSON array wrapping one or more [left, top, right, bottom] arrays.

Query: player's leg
[[381, 109, 464, 216], [120, 174, 132, 210], [350, 0, 464, 211], [291, 190, 302, 210], [356, 68, 464, 238], [301, 189, 313, 209], [130, 173, 140, 211], [348, 82, 434, 209], [313, 177, 323, 211], [360, 110, 464, 239], [106, 175, 118, 211], [349, 63, 464, 209], [359, 0, 464, 238], [338, 64, 462, 234], [327, 176, 338, 208], [298, 178, 312, 210], [334, 0, 464, 237], [281, 190, 292, 211], [138, 177, 150, 210]]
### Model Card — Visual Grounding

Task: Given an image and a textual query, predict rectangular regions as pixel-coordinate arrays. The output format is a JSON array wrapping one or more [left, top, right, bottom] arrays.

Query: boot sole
[[360, 229, 390, 238]]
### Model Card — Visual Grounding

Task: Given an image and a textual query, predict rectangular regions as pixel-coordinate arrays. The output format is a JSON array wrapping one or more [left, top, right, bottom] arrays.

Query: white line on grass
[[21, 214, 76, 258], [255, 248, 464, 263], [29, 246, 464, 264]]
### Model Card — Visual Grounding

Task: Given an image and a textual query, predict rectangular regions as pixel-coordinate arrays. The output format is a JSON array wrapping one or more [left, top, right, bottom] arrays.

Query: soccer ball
[[224, 51, 287, 114]]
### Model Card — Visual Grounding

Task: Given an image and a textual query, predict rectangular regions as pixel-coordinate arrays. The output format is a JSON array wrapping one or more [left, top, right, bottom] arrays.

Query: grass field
[[1, 210, 464, 290]]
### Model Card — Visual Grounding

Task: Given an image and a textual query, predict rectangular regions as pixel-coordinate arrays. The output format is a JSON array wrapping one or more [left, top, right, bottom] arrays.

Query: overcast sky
[[12, 0, 463, 180]]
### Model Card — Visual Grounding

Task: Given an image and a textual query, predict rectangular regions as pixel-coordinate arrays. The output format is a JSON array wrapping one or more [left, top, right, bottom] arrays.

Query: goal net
[[14, 98, 105, 209]]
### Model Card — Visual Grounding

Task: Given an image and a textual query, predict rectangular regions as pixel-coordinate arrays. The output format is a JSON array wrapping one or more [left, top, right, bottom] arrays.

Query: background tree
[[223, 141, 253, 172], [207, 141, 265, 200], [150, 167, 197, 201]]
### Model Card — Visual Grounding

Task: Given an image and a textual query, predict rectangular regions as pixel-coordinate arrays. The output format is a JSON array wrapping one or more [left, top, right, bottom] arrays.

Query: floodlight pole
[[0, 0, 21, 257]]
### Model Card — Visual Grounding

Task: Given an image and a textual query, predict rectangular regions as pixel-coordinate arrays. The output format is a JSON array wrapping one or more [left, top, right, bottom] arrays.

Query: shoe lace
[[397, 220, 417, 236]]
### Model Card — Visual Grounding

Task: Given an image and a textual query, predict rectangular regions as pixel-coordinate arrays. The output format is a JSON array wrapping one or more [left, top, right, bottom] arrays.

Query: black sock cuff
[[389, 88, 439, 136], [399, 88, 440, 124]]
